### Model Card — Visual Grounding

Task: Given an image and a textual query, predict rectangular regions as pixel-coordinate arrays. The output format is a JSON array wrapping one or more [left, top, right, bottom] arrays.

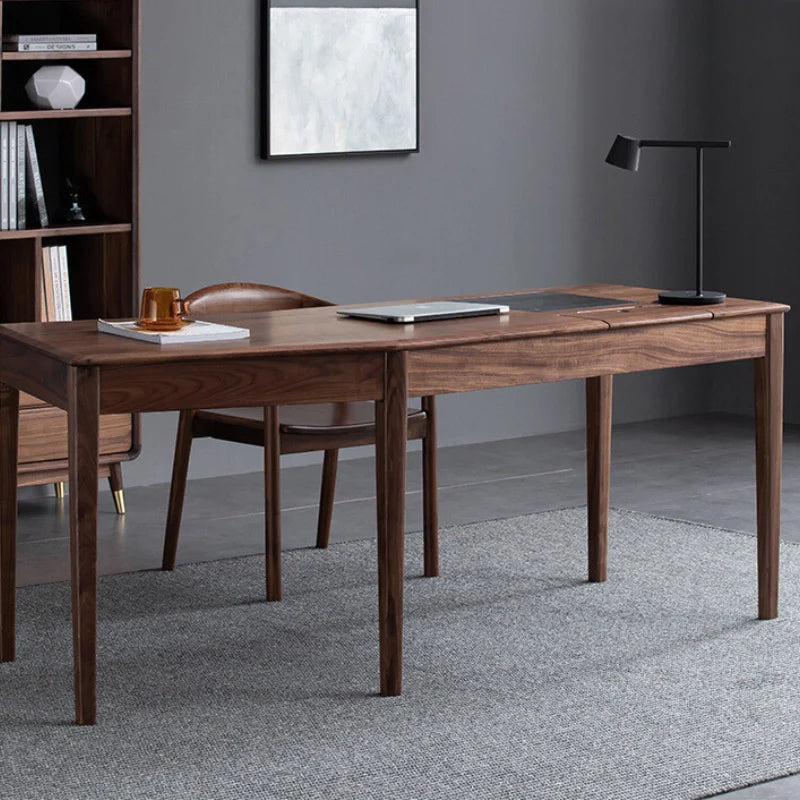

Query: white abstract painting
[[269, 7, 417, 156]]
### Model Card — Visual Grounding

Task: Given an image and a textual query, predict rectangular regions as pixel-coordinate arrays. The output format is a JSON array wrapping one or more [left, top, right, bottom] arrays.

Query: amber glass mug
[[138, 287, 191, 331]]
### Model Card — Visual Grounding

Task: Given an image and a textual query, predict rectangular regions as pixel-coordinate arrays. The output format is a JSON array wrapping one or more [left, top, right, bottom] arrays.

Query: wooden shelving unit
[[0, 0, 140, 503]]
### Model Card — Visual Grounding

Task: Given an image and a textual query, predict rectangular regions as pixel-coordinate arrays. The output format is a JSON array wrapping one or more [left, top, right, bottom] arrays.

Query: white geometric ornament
[[26, 65, 86, 110]]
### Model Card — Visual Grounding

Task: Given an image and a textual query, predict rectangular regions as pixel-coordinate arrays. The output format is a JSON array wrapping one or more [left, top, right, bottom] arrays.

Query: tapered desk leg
[[376, 352, 407, 697], [754, 314, 783, 620], [421, 396, 439, 578], [0, 383, 19, 663], [264, 406, 281, 602], [68, 366, 99, 725], [586, 375, 612, 583]]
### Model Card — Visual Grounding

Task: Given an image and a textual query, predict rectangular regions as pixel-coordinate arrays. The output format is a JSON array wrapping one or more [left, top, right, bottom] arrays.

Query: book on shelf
[[57, 245, 72, 319], [41, 247, 55, 321], [40, 245, 72, 321], [0, 123, 44, 231], [16, 125, 25, 230], [8, 121, 17, 231], [3, 34, 97, 43], [39, 269, 47, 321], [5, 42, 98, 52], [24, 125, 48, 228], [1, 123, 8, 231], [97, 319, 251, 345], [49, 245, 63, 319]]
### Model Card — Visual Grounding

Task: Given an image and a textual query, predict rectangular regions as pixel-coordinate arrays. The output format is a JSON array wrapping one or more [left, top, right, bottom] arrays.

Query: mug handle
[[172, 298, 191, 320]]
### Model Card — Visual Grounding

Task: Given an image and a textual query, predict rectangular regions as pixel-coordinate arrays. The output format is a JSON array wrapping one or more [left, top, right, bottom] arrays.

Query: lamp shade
[[605, 135, 641, 171]]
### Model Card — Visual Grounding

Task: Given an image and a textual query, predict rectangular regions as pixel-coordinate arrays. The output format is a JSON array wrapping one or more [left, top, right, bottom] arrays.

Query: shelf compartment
[[0, 238, 39, 323], [0, 230, 136, 323], [1, 1, 135, 51], [1, 50, 133, 62], [62, 230, 136, 320], [1, 57, 133, 112], [11, 116, 135, 228]]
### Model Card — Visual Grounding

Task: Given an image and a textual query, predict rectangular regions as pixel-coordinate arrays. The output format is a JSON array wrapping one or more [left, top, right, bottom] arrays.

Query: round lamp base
[[658, 290, 726, 306]]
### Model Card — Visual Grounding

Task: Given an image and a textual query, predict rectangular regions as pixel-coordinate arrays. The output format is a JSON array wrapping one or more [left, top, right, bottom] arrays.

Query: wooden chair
[[161, 282, 439, 600]]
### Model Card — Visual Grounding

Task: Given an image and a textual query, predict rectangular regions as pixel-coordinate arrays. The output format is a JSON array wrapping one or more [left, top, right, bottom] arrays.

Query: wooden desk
[[0, 285, 788, 724]]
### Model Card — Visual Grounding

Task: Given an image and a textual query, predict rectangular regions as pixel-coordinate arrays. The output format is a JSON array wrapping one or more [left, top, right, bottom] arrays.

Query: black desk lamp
[[605, 135, 731, 305]]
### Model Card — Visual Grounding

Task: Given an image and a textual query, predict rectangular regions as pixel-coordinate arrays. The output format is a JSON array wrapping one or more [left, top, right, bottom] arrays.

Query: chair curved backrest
[[186, 282, 332, 317]]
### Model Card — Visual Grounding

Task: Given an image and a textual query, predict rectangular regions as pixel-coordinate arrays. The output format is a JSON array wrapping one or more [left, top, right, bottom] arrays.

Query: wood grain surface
[[98, 353, 385, 414], [0, 382, 19, 662], [755, 314, 784, 620], [421, 396, 439, 578], [17, 406, 130, 464], [377, 352, 408, 697], [264, 406, 281, 602], [0, 285, 786, 369], [408, 316, 767, 395], [68, 366, 100, 725], [586, 376, 612, 583]]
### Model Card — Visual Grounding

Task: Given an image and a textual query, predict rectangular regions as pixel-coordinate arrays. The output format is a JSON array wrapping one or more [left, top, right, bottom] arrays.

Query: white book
[[8, 43, 98, 52], [8, 122, 16, 230], [50, 246, 64, 320], [16, 124, 25, 229], [1, 122, 8, 231], [41, 248, 54, 321], [25, 126, 48, 228], [3, 34, 97, 43], [58, 245, 72, 320], [97, 319, 251, 345]]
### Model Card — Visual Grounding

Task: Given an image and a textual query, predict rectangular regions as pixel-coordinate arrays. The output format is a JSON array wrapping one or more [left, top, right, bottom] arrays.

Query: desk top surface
[[0, 284, 789, 368]]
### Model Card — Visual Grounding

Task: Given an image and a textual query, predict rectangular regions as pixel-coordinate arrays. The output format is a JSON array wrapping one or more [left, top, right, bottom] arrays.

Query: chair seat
[[196, 402, 425, 437]]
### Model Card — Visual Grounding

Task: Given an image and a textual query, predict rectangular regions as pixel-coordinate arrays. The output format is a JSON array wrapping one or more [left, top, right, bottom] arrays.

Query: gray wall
[[705, 0, 800, 422], [128, 0, 714, 487]]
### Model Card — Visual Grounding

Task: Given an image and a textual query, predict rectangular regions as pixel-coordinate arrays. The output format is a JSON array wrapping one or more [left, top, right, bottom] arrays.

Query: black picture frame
[[260, 0, 420, 160]]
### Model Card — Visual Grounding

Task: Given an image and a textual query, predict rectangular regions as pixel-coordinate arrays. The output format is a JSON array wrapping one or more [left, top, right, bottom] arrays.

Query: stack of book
[[2, 34, 97, 53], [39, 245, 72, 321], [0, 122, 48, 231]]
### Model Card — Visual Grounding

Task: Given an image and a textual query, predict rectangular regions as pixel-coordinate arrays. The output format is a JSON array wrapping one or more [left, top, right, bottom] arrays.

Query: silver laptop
[[337, 301, 510, 324]]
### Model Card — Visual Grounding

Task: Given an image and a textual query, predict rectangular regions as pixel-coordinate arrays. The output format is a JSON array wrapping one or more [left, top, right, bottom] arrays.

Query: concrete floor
[[14, 412, 800, 799]]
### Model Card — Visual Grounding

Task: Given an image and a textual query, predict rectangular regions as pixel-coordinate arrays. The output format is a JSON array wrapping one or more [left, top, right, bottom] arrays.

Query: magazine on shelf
[[97, 319, 251, 345], [41, 247, 55, 321], [25, 125, 48, 227], [3, 34, 96, 43], [8, 121, 17, 230], [1, 122, 8, 230], [6, 43, 98, 52], [16, 123, 25, 229], [58, 246, 72, 320]]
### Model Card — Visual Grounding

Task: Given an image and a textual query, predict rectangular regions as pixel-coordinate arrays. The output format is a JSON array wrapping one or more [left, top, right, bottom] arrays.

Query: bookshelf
[[0, 0, 140, 509]]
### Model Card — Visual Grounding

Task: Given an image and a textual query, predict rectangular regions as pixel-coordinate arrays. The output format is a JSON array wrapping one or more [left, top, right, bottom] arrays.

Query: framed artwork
[[261, 0, 419, 159]]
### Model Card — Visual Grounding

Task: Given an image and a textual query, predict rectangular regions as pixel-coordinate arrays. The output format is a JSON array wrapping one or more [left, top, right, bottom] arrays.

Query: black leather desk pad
[[475, 292, 635, 312]]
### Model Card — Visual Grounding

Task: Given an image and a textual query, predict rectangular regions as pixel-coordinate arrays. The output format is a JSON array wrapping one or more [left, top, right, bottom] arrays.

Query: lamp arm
[[639, 139, 731, 149]]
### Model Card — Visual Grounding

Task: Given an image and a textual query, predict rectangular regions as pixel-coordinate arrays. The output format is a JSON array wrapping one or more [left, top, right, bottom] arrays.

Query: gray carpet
[[3, 508, 800, 800]]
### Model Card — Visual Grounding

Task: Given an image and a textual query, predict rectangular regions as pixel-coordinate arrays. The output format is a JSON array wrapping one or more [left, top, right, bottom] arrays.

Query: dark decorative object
[[60, 177, 90, 223], [261, 0, 419, 159], [605, 135, 731, 306]]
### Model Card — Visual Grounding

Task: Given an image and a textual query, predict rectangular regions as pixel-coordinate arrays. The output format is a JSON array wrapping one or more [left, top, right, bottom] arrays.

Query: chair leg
[[421, 396, 439, 578], [264, 406, 282, 601], [162, 410, 196, 571], [316, 449, 339, 549], [108, 463, 125, 515]]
